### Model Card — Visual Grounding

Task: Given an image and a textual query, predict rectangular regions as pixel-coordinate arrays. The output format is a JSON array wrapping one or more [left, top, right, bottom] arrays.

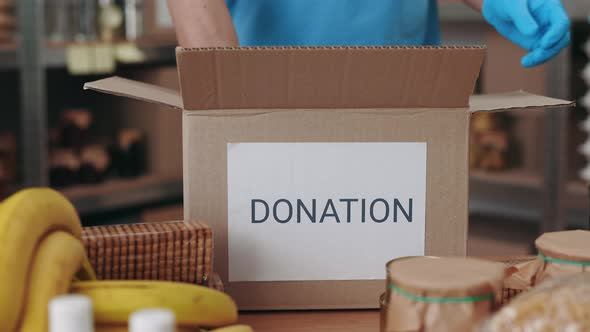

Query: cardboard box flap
[[84, 76, 183, 110], [469, 91, 573, 113], [176, 46, 485, 110]]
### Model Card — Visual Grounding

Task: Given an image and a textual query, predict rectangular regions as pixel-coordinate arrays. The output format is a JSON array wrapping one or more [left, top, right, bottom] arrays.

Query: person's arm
[[462, 0, 483, 12], [166, 0, 238, 47]]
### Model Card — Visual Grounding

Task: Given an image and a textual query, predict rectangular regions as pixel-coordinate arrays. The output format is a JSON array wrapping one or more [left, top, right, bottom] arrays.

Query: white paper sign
[[227, 142, 427, 282]]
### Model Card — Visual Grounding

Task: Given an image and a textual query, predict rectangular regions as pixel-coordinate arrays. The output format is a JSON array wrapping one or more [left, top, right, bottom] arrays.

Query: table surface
[[239, 310, 380, 332]]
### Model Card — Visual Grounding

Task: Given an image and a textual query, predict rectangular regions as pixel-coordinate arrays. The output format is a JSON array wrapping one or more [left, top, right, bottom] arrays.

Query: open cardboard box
[[85, 46, 572, 310]]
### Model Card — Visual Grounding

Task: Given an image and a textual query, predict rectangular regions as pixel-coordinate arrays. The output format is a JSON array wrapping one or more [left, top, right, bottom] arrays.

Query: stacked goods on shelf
[[46, 0, 149, 44], [81, 221, 214, 285], [0, 0, 14, 44], [470, 113, 517, 171], [50, 109, 101, 187], [79, 145, 111, 183], [111, 129, 147, 178], [381, 257, 506, 332], [50, 108, 146, 188]]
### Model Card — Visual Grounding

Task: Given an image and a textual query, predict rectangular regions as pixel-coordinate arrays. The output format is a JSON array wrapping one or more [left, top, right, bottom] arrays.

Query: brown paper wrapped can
[[504, 230, 590, 290], [382, 257, 505, 332]]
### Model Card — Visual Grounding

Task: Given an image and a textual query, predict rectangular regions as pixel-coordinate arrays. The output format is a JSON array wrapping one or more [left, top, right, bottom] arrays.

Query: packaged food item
[[81, 220, 214, 285], [129, 308, 176, 332], [480, 273, 590, 332], [534, 230, 590, 283], [504, 230, 590, 290], [48, 295, 94, 332], [49, 148, 81, 187], [79, 145, 111, 184], [382, 257, 505, 332], [110, 129, 146, 178], [60, 109, 93, 152]]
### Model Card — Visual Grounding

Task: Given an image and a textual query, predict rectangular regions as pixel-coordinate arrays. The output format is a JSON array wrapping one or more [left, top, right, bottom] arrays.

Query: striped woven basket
[[82, 220, 213, 285]]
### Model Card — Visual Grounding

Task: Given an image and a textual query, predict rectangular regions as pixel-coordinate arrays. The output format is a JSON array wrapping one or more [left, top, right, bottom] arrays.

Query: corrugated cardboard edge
[[469, 91, 574, 113], [83, 76, 183, 110], [176, 46, 485, 110]]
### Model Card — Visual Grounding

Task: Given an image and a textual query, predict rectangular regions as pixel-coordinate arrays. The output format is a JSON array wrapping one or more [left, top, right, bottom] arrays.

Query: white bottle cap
[[49, 295, 94, 332], [129, 308, 176, 332]]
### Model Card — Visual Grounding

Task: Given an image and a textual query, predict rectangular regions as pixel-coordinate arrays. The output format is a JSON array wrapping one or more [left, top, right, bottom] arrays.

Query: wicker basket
[[82, 220, 213, 285]]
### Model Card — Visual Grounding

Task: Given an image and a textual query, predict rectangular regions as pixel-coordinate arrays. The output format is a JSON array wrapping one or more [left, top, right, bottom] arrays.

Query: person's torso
[[226, 0, 441, 46]]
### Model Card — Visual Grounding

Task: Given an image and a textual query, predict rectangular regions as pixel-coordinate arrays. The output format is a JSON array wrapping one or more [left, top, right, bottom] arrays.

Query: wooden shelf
[[60, 174, 182, 216], [470, 169, 544, 221], [239, 310, 379, 332], [471, 169, 543, 188], [45, 44, 175, 68], [0, 44, 175, 70], [565, 180, 589, 228]]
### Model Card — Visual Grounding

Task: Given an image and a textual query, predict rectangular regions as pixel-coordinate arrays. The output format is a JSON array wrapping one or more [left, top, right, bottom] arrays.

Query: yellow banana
[[76, 256, 98, 281], [18, 231, 87, 332], [210, 325, 254, 332], [71, 280, 238, 328], [0, 188, 82, 332]]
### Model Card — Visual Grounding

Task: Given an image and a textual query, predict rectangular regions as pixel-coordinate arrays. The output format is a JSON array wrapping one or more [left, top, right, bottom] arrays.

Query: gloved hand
[[482, 0, 570, 67]]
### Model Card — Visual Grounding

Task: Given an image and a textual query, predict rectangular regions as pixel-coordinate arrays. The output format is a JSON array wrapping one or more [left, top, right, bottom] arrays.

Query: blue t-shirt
[[226, 0, 441, 46]]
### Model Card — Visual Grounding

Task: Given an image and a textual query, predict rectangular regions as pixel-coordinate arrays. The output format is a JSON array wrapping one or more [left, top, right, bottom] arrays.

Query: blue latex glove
[[482, 0, 570, 67]]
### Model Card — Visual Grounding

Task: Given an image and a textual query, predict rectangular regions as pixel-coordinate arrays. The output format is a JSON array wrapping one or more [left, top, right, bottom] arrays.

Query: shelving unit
[[441, 6, 581, 232], [0, 44, 174, 70], [12, 0, 181, 222], [564, 18, 590, 228], [44, 44, 175, 68], [470, 169, 544, 222], [61, 174, 182, 216]]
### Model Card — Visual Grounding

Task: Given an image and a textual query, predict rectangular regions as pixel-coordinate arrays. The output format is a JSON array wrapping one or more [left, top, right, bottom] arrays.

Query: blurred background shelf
[[564, 180, 589, 228], [61, 174, 182, 216], [470, 170, 544, 222], [471, 169, 542, 189], [0, 43, 17, 70], [566, 180, 587, 208], [44, 44, 175, 69], [0, 44, 175, 70]]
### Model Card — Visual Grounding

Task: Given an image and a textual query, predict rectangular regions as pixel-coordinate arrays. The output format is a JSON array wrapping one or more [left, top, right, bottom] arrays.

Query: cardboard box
[[85, 47, 572, 310]]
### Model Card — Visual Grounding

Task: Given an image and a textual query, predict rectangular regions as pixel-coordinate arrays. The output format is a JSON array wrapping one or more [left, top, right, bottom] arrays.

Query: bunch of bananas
[[0, 188, 94, 332], [0, 188, 249, 332]]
